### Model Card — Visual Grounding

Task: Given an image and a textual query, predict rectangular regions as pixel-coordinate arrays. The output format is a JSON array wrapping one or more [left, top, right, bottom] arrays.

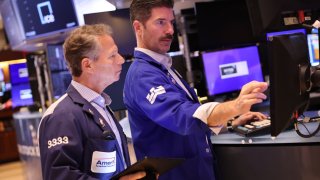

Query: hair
[[63, 24, 112, 77], [130, 0, 174, 25]]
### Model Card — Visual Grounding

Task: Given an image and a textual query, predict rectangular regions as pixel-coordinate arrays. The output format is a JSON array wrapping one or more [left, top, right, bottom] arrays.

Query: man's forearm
[[207, 100, 239, 127]]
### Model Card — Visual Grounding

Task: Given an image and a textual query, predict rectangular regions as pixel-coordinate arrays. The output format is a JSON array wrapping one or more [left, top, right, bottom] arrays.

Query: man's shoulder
[[42, 94, 76, 119], [130, 58, 165, 76]]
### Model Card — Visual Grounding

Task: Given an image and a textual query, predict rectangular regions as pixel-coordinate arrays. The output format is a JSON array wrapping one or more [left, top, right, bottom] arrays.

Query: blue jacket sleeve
[[39, 111, 98, 180], [128, 65, 203, 135]]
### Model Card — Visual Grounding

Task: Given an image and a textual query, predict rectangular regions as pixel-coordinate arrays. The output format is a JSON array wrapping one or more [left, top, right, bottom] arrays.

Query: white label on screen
[[20, 89, 32, 99], [219, 61, 249, 79], [37, 1, 55, 25], [19, 68, 28, 78]]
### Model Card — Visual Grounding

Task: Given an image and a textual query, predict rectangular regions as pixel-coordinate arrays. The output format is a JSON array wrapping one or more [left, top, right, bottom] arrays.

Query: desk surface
[[211, 121, 320, 145]]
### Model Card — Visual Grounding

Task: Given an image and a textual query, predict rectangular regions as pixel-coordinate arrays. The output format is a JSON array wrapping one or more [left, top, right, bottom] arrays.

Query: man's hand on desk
[[232, 111, 268, 127]]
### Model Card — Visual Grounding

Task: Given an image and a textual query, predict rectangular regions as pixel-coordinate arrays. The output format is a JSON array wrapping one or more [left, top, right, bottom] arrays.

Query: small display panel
[[11, 83, 34, 108], [16, 0, 78, 39], [266, 29, 306, 41], [202, 46, 264, 96], [9, 63, 29, 85]]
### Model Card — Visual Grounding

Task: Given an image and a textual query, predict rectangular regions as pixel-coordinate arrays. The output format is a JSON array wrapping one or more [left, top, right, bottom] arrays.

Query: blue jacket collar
[[134, 50, 200, 103], [134, 50, 169, 72]]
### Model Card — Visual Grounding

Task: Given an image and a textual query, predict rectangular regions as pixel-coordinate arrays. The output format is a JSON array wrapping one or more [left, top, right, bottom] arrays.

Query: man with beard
[[124, 0, 268, 179]]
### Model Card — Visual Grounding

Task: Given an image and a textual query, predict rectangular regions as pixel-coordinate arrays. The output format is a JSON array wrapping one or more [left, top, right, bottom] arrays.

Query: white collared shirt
[[71, 80, 127, 168]]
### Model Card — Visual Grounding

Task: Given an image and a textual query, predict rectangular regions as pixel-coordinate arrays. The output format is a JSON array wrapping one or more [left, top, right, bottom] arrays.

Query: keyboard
[[233, 118, 271, 137]]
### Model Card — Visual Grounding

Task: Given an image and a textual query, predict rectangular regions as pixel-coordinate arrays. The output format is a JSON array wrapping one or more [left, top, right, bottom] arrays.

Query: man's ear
[[133, 20, 142, 35], [81, 57, 92, 73]]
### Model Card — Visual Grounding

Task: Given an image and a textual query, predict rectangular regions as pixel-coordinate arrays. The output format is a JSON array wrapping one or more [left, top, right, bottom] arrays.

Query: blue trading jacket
[[124, 50, 216, 180], [38, 85, 130, 180]]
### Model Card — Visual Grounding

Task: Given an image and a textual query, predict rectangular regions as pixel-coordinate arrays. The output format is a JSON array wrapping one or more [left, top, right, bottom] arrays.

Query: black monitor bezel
[[268, 33, 310, 137]]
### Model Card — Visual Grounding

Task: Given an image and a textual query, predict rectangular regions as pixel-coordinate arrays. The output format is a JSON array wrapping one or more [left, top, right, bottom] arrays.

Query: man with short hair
[[38, 24, 145, 180], [124, 0, 268, 179]]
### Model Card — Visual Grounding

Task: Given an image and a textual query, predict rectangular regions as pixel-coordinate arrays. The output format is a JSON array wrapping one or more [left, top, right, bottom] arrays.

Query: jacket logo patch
[[146, 86, 166, 104]]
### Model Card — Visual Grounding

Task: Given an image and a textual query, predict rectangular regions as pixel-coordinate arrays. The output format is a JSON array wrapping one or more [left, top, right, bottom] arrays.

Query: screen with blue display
[[202, 46, 264, 96], [11, 83, 34, 108], [266, 29, 306, 41], [9, 63, 29, 85], [307, 33, 319, 66]]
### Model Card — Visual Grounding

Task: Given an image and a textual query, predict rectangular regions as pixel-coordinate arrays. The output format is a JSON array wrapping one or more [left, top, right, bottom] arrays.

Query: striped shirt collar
[[135, 47, 172, 68], [71, 80, 112, 105]]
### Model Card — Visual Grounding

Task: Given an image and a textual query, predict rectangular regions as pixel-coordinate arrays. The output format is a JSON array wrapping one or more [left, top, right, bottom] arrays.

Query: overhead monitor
[[201, 45, 264, 97], [196, 0, 256, 51], [268, 33, 310, 137], [16, 0, 78, 40]]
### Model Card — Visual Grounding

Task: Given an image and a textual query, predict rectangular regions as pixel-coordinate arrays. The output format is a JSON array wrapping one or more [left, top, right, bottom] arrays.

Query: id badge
[[91, 151, 117, 173]]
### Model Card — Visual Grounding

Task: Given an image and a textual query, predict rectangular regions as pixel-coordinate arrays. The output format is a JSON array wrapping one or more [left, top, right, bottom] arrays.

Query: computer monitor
[[307, 33, 319, 66], [196, 0, 256, 51], [268, 33, 310, 137], [201, 45, 264, 97], [266, 29, 306, 41], [266, 28, 319, 67], [50, 71, 72, 100], [47, 43, 68, 72], [11, 83, 34, 108], [15, 0, 78, 40], [9, 63, 29, 85]]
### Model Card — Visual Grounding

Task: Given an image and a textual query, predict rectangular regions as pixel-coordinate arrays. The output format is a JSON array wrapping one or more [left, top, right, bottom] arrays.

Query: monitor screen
[[16, 0, 78, 39], [11, 83, 34, 108], [202, 45, 264, 97], [50, 71, 72, 100], [196, 0, 256, 51], [0, 81, 6, 97], [268, 33, 310, 137], [9, 63, 29, 85], [266, 29, 306, 41], [47, 43, 68, 71], [307, 33, 319, 66]]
